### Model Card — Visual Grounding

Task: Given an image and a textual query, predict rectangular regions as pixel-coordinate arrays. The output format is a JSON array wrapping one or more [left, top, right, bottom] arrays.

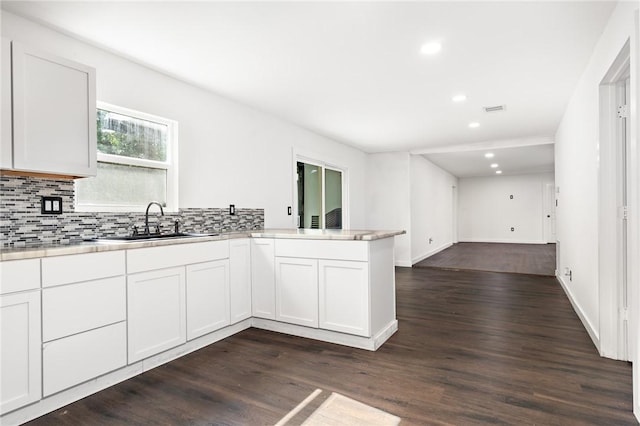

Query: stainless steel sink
[[87, 232, 220, 243]]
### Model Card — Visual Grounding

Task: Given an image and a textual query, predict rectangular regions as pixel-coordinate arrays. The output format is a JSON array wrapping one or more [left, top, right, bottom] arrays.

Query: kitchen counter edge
[[0, 229, 406, 261]]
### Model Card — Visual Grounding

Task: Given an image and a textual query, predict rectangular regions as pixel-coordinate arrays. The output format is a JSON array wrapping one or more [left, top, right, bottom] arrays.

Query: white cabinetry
[[1, 37, 11, 169], [127, 267, 186, 363], [275, 257, 318, 328], [41, 251, 127, 396], [0, 259, 42, 413], [251, 239, 276, 319], [186, 260, 230, 340], [319, 260, 369, 337], [127, 240, 230, 361], [0, 290, 41, 413], [229, 238, 252, 323], [2, 40, 96, 177], [271, 238, 394, 339]]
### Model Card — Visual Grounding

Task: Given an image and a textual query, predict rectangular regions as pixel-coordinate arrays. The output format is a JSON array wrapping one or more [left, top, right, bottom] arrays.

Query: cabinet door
[[1, 291, 41, 413], [127, 267, 186, 363], [1, 37, 11, 169], [186, 260, 230, 340], [319, 260, 370, 337], [275, 257, 318, 328], [11, 42, 96, 176], [251, 239, 276, 319], [229, 238, 252, 324]]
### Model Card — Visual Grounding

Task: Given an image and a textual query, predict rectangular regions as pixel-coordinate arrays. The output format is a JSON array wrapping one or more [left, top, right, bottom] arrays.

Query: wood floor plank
[[26, 267, 635, 425]]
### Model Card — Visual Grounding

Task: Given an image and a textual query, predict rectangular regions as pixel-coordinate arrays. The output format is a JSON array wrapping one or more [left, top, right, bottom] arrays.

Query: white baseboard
[[458, 238, 547, 244], [395, 260, 412, 268], [251, 318, 398, 351], [411, 242, 453, 265], [556, 274, 600, 351]]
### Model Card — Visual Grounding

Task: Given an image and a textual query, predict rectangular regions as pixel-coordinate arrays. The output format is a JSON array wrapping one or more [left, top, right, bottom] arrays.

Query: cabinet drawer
[[43, 321, 126, 396], [43, 276, 126, 342], [0, 258, 40, 295], [127, 241, 229, 274], [42, 251, 125, 287], [275, 239, 368, 261]]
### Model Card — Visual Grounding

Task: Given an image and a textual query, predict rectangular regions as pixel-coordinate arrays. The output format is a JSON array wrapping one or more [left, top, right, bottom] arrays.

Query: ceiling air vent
[[483, 105, 506, 113]]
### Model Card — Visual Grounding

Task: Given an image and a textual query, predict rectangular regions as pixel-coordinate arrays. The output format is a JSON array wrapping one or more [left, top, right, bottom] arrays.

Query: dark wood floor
[[415, 242, 556, 276], [27, 267, 634, 425]]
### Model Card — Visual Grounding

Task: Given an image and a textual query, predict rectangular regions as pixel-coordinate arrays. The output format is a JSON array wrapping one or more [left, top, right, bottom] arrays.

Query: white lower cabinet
[[251, 239, 276, 319], [319, 260, 369, 337], [127, 267, 187, 363], [0, 290, 41, 414], [42, 322, 126, 396], [229, 238, 252, 323], [186, 260, 230, 340], [275, 257, 318, 328]]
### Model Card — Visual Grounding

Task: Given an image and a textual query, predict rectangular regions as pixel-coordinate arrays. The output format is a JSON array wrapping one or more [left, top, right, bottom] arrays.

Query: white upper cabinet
[[1, 37, 12, 169], [4, 40, 96, 177]]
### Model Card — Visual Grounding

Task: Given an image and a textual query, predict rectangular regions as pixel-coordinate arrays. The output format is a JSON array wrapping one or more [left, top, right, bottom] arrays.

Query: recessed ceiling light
[[469, 122, 480, 128], [420, 41, 442, 55], [484, 153, 494, 158], [496, 170, 502, 174], [452, 94, 467, 102], [490, 163, 498, 168]]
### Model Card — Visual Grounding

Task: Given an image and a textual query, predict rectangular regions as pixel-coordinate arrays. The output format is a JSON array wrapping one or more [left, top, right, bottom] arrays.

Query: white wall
[[553, 1, 639, 418], [457, 172, 554, 244], [1, 11, 368, 229], [410, 155, 457, 264], [366, 153, 457, 267], [366, 152, 412, 266]]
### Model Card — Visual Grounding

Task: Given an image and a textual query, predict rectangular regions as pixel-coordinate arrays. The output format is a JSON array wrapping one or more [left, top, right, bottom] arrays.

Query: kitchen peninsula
[[0, 229, 403, 426]]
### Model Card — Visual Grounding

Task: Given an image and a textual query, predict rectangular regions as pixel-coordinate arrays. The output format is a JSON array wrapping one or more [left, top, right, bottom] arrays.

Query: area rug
[[277, 389, 401, 426]]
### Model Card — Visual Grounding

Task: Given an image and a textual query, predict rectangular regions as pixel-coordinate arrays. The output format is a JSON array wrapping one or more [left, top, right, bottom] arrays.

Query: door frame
[[598, 39, 633, 361]]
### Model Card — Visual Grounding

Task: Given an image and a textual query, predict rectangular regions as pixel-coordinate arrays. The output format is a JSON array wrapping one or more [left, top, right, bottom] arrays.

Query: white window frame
[[75, 101, 179, 212]]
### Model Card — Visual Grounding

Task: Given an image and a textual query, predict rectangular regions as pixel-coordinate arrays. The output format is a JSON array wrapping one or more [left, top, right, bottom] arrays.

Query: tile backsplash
[[0, 175, 264, 248]]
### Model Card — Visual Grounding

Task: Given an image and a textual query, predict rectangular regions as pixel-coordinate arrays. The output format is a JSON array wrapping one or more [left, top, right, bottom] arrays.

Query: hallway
[[415, 242, 556, 276]]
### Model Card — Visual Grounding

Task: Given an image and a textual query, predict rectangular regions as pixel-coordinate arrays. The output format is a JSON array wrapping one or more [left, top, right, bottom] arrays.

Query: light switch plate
[[41, 196, 63, 215]]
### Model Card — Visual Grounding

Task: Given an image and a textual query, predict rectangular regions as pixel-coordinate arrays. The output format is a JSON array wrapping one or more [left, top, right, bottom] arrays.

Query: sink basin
[[87, 232, 220, 243]]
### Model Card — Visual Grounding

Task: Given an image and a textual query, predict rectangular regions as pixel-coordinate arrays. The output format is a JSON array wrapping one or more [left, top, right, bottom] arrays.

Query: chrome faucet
[[144, 201, 164, 235]]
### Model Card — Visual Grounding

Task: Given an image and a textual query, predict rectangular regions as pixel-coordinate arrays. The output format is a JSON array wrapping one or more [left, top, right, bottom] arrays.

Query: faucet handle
[[174, 219, 181, 234], [130, 225, 139, 236]]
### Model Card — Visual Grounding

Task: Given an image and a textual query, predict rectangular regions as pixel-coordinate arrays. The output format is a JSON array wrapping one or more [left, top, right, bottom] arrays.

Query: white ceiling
[[424, 142, 555, 178], [1, 1, 616, 177]]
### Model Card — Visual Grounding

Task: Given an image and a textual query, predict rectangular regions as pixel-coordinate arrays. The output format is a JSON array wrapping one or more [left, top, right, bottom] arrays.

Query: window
[[296, 159, 345, 230], [76, 102, 178, 212]]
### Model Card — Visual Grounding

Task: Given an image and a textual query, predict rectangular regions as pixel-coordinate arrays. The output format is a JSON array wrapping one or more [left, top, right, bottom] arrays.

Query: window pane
[[325, 169, 342, 229], [97, 109, 168, 161], [76, 162, 167, 207], [297, 161, 323, 229]]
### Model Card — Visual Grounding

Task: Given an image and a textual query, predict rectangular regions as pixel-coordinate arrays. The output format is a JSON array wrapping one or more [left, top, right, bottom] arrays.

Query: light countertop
[[1, 229, 405, 261]]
